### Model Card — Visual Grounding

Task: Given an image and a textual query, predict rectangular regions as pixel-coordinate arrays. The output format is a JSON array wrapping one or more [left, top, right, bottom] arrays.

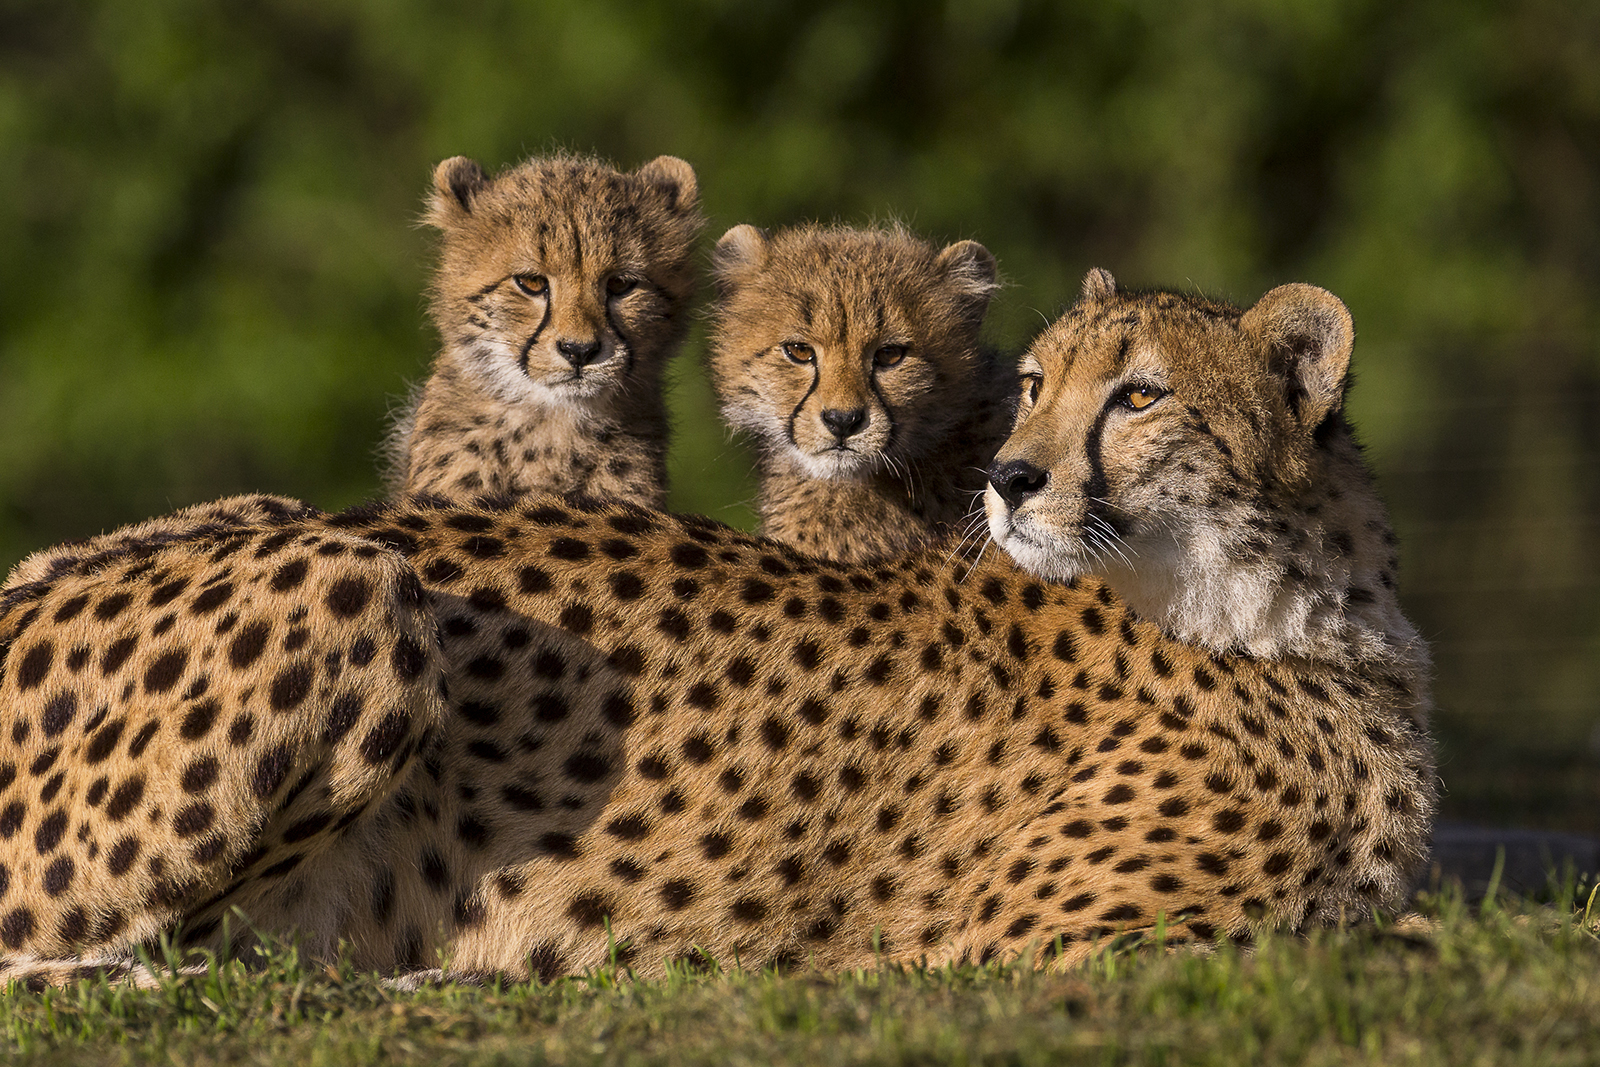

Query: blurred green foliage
[[2, 0, 1597, 826]]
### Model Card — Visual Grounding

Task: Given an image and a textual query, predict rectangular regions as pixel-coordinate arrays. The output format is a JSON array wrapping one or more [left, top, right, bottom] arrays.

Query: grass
[[5, 886, 1600, 1066]]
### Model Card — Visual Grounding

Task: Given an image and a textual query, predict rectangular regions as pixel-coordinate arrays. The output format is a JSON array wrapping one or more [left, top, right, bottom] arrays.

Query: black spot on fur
[[33, 809, 68, 853], [548, 538, 591, 561], [323, 692, 364, 742], [181, 757, 220, 794], [269, 662, 314, 711], [104, 776, 146, 821], [17, 643, 53, 690], [85, 719, 127, 764], [252, 746, 294, 799], [359, 711, 413, 765], [172, 802, 216, 838], [325, 577, 373, 618], [228, 622, 272, 670], [566, 892, 614, 929], [39, 691, 76, 738], [1, 907, 35, 948]]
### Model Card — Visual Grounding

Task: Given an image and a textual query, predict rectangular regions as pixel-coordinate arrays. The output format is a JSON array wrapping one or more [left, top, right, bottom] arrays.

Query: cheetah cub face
[[711, 224, 998, 480], [425, 153, 701, 406], [989, 269, 1411, 661]]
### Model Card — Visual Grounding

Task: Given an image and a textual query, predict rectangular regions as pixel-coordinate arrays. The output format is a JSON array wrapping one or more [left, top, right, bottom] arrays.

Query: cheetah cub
[[710, 223, 1013, 563], [388, 153, 704, 507]]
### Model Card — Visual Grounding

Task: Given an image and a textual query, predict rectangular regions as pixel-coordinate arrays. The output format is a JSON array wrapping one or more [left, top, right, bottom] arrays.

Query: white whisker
[[942, 509, 991, 571]]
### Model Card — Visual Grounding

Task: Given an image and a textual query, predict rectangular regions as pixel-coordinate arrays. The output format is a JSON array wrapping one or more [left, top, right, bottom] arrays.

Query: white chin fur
[[984, 487, 1088, 582], [791, 445, 876, 480], [472, 341, 624, 406]]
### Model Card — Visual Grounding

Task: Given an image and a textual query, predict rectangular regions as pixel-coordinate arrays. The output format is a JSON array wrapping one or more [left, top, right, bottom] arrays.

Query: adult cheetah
[[0, 273, 1432, 985], [388, 152, 703, 508], [710, 223, 1014, 563]]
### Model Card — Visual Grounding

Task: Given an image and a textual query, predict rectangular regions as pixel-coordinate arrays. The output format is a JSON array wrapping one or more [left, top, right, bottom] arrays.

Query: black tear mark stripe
[[1081, 402, 1118, 533], [517, 299, 553, 375], [785, 361, 822, 449], [866, 364, 899, 457]]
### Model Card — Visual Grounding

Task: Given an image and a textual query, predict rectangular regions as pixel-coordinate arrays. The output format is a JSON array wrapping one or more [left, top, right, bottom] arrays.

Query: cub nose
[[989, 459, 1050, 509], [556, 338, 604, 368], [820, 407, 867, 441]]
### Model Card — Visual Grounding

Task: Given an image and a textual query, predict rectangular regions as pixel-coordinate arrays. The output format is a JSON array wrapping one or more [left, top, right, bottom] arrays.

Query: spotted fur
[[388, 153, 703, 507], [0, 279, 1432, 984], [710, 223, 1013, 563], [0, 500, 445, 968], [987, 270, 1422, 665]]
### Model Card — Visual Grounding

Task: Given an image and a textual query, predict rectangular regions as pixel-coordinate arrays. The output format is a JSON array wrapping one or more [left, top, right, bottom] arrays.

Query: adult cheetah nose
[[820, 407, 867, 441], [989, 459, 1050, 509], [556, 338, 605, 368]]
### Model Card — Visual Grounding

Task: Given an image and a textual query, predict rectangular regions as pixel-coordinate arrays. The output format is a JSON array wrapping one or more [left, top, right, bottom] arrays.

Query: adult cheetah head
[[986, 269, 1385, 657], [710, 223, 998, 479], [426, 153, 702, 404]]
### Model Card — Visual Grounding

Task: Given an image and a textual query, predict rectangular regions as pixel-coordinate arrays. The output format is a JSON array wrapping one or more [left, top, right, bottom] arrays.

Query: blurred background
[[1, 0, 1596, 831]]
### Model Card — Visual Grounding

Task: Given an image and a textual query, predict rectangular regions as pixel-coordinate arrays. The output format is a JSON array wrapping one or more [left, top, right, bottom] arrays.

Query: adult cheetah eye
[[513, 274, 548, 297], [606, 275, 639, 296], [782, 342, 816, 365], [1021, 373, 1043, 405], [1117, 385, 1166, 411], [873, 344, 908, 368]]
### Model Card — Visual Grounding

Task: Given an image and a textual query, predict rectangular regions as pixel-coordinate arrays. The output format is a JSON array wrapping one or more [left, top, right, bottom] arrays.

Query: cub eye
[[782, 341, 816, 365], [606, 275, 638, 296], [873, 344, 908, 368], [1117, 385, 1166, 411], [1021, 373, 1043, 405], [513, 274, 548, 297]]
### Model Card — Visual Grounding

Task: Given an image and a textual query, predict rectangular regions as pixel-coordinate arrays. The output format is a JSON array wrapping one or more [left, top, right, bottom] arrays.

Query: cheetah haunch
[[0, 276, 1432, 985]]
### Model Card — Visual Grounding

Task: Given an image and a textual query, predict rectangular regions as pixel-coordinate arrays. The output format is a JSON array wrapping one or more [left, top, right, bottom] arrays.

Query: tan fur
[[987, 272, 1421, 666], [389, 153, 703, 507], [0, 499, 445, 963], [710, 223, 1012, 563], [0, 282, 1432, 984]]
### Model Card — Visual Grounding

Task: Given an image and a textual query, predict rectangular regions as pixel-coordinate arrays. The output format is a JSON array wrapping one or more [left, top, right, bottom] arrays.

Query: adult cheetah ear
[[712, 224, 770, 294], [936, 240, 999, 328], [635, 156, 698, 213], [1241, 283, 1355, 431], [1080, 267, 1117, 303], [427, 156, 489, 227]]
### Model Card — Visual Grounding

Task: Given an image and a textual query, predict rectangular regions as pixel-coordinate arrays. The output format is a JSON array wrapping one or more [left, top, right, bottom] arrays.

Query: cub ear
[[1241, 283, 1355, 429], [936, 239, 999, 326], [427, 156, 489, 228], [636, 155, 698, 213], [713, 224, 770, 292], [1080, 267, 1117, 303]]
